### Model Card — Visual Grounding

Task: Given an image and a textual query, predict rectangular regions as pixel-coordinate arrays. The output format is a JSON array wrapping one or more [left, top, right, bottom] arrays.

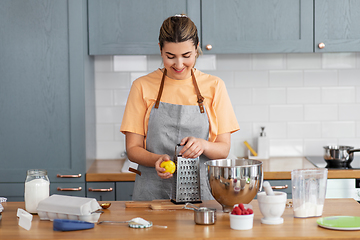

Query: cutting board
[[125, 200, 199, 210]]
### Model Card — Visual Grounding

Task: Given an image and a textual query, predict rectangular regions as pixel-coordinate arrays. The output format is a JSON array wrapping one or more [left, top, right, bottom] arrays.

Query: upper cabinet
[[314, 0, 360, 52], [201, 0, 313, 53], [88, 0, 200, 55], [88, 0, 360, 55]]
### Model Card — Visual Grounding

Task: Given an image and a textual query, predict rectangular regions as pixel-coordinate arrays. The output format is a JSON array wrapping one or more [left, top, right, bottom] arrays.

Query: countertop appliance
[[306, 156, 360, 201]]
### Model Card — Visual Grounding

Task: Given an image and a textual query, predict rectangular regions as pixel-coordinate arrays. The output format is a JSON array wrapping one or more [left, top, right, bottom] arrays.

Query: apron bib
[[132, 69, 214, 201]]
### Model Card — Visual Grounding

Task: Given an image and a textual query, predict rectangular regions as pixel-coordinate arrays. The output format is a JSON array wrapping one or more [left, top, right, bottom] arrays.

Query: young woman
[[120, 14, 239, 201]]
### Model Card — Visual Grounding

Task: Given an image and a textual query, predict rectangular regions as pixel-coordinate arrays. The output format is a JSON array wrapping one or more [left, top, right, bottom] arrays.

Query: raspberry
[[247, 208, 253, 214], [232, 206, 242, 215], [238, 203, 245, 211]]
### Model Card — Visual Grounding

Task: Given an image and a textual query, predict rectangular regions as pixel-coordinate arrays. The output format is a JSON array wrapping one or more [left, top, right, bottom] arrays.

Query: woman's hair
[[159, 14, 202, 58]]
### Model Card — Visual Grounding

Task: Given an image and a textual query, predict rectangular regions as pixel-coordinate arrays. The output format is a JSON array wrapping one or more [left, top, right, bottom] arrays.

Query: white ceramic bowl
[[229, 212, 254, 230], [257, 191, 287, 224]]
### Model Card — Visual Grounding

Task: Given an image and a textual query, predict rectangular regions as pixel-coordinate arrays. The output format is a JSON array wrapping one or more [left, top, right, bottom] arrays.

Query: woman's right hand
[[155, 154, 173, 179]]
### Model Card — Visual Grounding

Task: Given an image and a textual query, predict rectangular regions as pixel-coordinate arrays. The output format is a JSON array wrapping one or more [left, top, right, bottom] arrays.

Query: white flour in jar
[[294, 202, 323, 218], [25, 178, 49, 213]]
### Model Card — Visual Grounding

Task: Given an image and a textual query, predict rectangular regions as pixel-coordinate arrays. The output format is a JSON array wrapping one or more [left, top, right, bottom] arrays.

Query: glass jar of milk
[[24, 169, 50, 214]]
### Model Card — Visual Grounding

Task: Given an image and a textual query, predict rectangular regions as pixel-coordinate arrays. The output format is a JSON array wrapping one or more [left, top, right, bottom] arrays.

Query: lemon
[[160, 160, 176, 174]]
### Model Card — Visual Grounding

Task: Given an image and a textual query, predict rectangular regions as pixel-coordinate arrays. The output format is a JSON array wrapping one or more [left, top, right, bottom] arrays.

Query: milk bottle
[[24, 169, 50, 214]]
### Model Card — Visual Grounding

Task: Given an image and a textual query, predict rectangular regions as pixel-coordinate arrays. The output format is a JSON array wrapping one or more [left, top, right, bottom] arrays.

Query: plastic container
[[257, 127, 269, 159], [291, 168, 328, 218], [37, 194, 101, 223], [24, 169, 50, 214]]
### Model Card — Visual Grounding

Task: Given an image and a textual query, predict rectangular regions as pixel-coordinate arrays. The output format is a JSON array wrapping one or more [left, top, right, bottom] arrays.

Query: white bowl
[[257, 191, 287, 225], [229, 212, 254, 230]]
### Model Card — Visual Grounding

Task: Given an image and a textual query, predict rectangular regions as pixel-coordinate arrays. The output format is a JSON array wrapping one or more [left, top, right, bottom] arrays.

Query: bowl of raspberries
[[229, 203, 254, 230]]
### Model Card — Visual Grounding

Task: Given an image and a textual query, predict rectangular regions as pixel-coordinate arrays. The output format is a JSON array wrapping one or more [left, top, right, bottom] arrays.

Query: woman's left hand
[[179, 137, 207, 159]]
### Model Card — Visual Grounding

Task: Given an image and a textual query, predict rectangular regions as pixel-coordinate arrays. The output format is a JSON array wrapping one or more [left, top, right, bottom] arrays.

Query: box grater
[[171, 144, 202, 204]]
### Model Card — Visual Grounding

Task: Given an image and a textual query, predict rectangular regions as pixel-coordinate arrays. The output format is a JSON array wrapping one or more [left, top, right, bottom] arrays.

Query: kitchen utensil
[[204, 159, 263, 212], [229, 211, 254, 230], [171, 144, 201, 204], [317, 216, 360, 230], [257, 191, 287, 225], [98, 217, 167, 228], [184, 203, 216, 225], [100, 203, 111, 209], [53, 219, 94, 231], [244, 141, 258, 156], [323, 145, 360, 167], [291, 168, 328, 218]]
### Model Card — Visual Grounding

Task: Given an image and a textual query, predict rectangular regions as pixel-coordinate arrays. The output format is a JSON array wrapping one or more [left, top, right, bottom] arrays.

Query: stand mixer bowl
[[205, 159, 263, 212]]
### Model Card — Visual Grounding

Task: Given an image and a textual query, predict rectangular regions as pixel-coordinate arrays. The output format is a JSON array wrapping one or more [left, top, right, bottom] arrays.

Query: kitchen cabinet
[[115, 182, 135, 201], [315, 0, 360, 52], [88, 0, 200, 55], [202, 0, 313, 53], [267, 180, 292, 199], [0, 0, 95, 200], [86, 182, 115, 201]]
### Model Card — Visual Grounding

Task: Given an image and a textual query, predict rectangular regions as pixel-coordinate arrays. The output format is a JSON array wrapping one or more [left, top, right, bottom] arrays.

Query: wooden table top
[[1, 199, 360, 239], [86, 157, 360, 182]]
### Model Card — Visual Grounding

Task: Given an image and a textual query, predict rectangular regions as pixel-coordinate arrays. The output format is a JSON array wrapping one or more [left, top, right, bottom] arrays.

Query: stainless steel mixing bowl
[[205, 159, 263, 212]]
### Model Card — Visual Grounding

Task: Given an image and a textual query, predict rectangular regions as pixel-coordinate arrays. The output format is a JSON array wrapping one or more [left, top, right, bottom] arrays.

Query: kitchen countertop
[[86, 157, 360, 182], [2, 199, 360, 239]]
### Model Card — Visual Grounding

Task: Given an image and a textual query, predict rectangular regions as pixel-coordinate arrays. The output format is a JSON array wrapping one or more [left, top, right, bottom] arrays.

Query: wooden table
[[1, 199, 360, 239]]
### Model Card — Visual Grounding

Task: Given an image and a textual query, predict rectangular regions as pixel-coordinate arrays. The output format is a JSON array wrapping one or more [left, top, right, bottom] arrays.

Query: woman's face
[[160, 40, 197, 80]]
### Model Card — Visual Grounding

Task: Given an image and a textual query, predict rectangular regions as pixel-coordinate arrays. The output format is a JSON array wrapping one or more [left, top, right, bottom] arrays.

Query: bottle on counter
[[257, 127, 269, 159], [24, 169, 50, 214]]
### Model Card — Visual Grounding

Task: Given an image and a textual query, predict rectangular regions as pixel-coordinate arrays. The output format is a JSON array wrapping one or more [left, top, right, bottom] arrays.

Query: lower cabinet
[[267, 180, 292, 199], [85, 181, 135, 201], [0, 183, 24, 202]]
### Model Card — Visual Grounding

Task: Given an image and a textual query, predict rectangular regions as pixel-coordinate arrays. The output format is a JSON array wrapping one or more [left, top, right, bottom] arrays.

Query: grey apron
[[132, 69, 214, 201]]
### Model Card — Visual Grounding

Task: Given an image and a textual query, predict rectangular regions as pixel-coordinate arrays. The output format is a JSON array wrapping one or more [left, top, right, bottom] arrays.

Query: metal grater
[[171, 144, 202, 204]]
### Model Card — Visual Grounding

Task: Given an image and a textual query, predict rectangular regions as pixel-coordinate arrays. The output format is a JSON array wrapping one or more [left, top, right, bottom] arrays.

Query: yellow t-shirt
[[120, 68, 239, 142]]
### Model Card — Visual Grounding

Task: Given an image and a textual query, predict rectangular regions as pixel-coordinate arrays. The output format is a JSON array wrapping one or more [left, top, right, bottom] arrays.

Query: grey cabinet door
[[86, 182, 116, 201], [315, 0, 360, 52], [116, 182, 135, 201], [0, 0, 94, 183], [201, 0, 313, 53], [88, 0, 200, 55]]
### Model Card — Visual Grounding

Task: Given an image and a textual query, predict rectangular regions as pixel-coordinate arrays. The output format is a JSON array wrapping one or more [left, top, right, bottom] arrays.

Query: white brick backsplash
[[304, 70, 338, 86], [304, 104, 338, 121], [270, 139, 303, 156], [253, 54, 286, 70], [322, 122, 355, 138], [97, 141, 125, 159], [270, 105, 303, 121], [322, 87, 355, 103], [322, 53, 356, 69], [94, 53, 360, 159], [338, 138, 360, 147], [287, 88, 321, 104], [338, 104, 360, 120], [114, 89, 130, 106], [227, 88, 252, 105], [97, 124, 115, 141], [216, 54, 252, 70], [195, 55, 216, 70], [95, 72, 130, 89], [288, 122, 321, 138], [234, 71, 268, 87], [287, 53, 322, 69], [304, 139, 338, 156], [339, 69, 360, 86], [252, 88, 286, 104], [269, 70, 303, 87], [96, 90, 113, 106], [236, 105, 269, 122], [114, 55, 147, 71]]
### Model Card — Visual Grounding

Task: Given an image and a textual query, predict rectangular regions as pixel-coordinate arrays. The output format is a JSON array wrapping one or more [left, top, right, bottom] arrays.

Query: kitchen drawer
[[115, 182, 134, 201], [268, 180, 292, 199], [0, 183, 24, 202], [86, 182, 115, 201], [51, 183, 86, 197]]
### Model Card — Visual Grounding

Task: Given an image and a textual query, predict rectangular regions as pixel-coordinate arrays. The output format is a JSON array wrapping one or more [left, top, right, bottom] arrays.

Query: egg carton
[[37, 194, 101, 223]]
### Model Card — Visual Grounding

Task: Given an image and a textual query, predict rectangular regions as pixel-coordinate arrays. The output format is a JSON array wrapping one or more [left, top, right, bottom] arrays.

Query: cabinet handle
[[57, 174, 82, 178], [271, 185, 288, 189], [318, 42, 325, 49], [205, 44, 212, 50], [57, 187, 82, 191], [88, 188, 113, 192]]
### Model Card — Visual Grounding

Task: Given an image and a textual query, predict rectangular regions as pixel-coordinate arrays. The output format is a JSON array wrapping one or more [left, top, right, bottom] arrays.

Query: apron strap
[[155, 68, 205, 113], [154, 69, 167, 109], [191, 69, 205, 113]]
